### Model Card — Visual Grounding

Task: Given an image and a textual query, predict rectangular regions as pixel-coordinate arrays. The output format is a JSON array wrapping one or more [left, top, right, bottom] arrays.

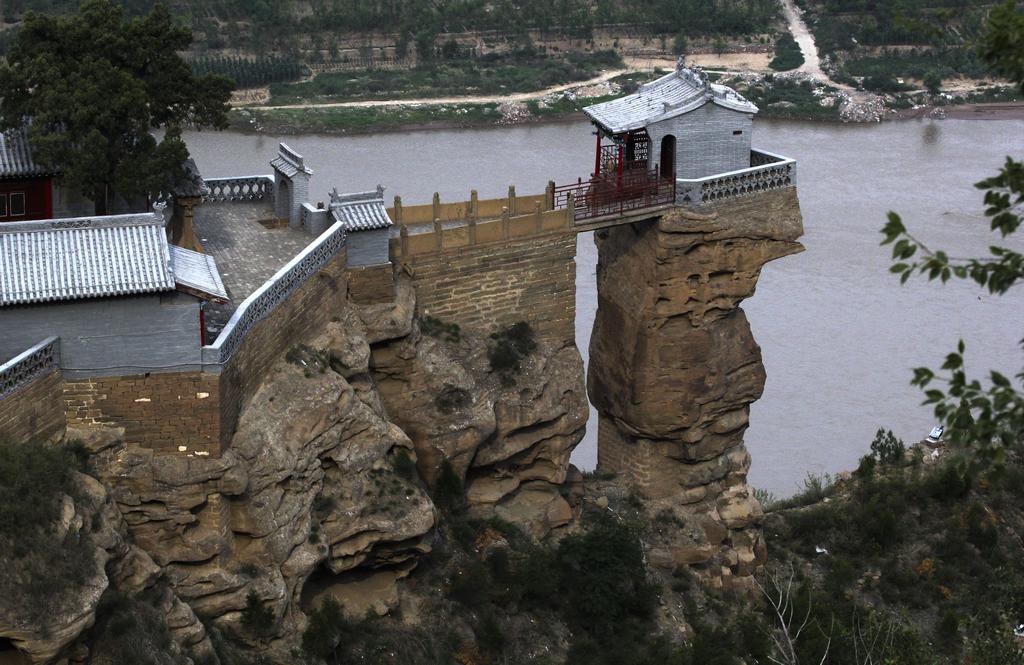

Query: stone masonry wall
[[64, 372, 221, 455], [390, 207, 575, 344], [0, 369, 65, 444], [217, 246, 350, 450]]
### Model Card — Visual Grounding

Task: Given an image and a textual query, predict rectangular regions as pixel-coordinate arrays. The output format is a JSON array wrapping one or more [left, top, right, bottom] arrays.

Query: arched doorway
[[276, 179, 291, 221], [660, 135, 676, 179]]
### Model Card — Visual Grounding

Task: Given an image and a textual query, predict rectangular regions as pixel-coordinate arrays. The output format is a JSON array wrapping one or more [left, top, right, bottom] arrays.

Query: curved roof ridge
[[583, 68, 757, 134]]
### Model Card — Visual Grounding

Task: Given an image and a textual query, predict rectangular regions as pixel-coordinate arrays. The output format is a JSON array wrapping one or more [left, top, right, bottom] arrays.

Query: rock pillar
[[588, 188, 804, 588]]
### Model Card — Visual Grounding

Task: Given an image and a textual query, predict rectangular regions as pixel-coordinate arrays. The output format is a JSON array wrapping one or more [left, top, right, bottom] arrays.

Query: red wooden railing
[[551, 167, 676, 222]]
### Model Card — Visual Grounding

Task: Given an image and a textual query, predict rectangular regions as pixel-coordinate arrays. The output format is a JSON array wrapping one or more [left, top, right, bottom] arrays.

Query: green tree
[[923, 69, 943, 95], [881, 0, 1024, 475], [0, 0, 233, 214]]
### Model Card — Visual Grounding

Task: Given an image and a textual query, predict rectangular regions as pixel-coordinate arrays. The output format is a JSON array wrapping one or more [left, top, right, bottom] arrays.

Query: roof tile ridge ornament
[[153, 200, 168, 226]]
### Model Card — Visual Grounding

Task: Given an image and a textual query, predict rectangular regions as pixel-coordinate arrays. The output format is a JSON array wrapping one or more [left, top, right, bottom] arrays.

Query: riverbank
[[229, 97, 1024, 136]]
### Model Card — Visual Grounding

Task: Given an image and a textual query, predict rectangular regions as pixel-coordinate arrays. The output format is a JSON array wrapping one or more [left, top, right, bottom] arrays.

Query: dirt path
[[242, 68, 632, 111], [780, 0, 826, 80]]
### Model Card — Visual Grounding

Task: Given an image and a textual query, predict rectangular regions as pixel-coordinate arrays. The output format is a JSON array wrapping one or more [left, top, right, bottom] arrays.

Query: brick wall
[[391, 214, 577, 344], [348, 264, 395, 304], [0, 369, 65, 444], [64, 372, 221, 455], [217, 246, 350, 449]]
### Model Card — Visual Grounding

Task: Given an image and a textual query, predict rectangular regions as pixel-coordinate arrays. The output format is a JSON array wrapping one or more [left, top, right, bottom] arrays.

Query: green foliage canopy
[[0, 0, 233, 213]]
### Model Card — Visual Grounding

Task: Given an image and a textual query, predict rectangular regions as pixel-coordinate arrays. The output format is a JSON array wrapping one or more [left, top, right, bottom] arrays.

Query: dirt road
[[780, 0, 827, 80], [243, 69, 632, 111]]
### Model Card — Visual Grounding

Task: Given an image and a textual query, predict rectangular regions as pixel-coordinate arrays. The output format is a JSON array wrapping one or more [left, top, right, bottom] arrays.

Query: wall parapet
[[677, 149, 796, 204], [0, 336, 60, 399], [202, 220, 348, 365], [204, 176, 276, 203], [388, 186, 550, 225], [390, 203, 570, 261]]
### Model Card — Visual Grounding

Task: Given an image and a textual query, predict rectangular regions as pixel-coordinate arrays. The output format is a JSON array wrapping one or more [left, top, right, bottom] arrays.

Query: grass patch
[[267, 50, 622, 105], [420, 315, 461, 343], [740, 78, 841, 121], [841, 48, 988, 83], [488, 321, 537, 384], [232, 103, 503, 134]]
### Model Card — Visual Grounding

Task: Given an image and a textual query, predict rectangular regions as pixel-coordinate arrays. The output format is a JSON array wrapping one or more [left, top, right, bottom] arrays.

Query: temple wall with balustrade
[[0, 150, 798, 460], [389, 193, 576, 344]]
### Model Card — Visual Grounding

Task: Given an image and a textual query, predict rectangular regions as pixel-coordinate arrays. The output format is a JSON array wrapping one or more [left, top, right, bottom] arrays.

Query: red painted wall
[[0, 177, 53, 222]]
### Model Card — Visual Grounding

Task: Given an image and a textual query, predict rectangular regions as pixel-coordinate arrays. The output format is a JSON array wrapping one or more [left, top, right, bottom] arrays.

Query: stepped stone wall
[[0, 368, 65, 444]]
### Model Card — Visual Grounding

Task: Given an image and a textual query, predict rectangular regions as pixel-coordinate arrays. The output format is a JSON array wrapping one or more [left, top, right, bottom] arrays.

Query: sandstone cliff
[[0, 276, 589, 664], [588, 188, 804, 592]]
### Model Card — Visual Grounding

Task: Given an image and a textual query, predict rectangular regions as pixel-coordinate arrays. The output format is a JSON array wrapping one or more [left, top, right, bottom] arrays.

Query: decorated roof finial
[[676, 54, 686, 71]]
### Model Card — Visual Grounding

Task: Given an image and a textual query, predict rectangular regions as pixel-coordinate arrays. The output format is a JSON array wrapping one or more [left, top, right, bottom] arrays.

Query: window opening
[[9, 192, 25, 216]]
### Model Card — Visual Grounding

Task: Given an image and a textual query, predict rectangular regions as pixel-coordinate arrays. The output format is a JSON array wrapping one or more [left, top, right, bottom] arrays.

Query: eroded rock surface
[[0, 464, 214, 665], [372, 324, 587, 539], [589, 187, 804, 590]]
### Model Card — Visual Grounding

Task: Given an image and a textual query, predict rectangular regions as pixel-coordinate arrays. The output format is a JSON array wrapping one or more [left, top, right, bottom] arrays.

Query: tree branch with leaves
[[880, 0, 1024, 475]]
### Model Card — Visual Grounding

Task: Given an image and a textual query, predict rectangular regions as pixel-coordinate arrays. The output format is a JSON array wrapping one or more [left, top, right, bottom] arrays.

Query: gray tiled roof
[[0, 213, 174, 306], [169, 245, 228, 302], [270, 142, 313, 179], [0, 126, 50, 179], [329, 187, 393, 232], [584, 68, 758, 134]]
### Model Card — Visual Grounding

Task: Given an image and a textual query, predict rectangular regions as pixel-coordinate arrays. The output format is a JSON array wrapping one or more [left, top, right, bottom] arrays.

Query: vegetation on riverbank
[[267, 49, 623, 105], [761, 440, 1024, 664], [769, 32, 805, 71], [733, 76, 841, 121], [230, 71, 656, 134], [796, 0, 998, 85]]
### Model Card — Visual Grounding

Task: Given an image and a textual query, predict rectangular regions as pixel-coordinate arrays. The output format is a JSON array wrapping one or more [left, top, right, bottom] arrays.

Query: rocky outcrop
[[588, 187, 803, 590], [79, 327, 435, 652], [0, 464, 214, 665], [372, 323, 588, 539]]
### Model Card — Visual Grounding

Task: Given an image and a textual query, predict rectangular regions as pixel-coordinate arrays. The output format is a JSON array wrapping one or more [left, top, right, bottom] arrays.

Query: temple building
[[328, 186, 393, 267], [0, 126, 53, 222], [0, 210, 227, 376], [583, 63, 758, 181], [0, 124, 142, 222], [551, 61, 788, 220]]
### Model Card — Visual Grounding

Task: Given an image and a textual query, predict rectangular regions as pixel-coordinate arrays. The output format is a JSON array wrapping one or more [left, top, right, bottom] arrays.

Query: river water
[[183, 116, 1024, 496]]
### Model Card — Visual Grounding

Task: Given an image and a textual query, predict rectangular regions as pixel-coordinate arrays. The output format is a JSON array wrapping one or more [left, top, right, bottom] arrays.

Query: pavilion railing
[[0, 337, 60, 399], [204, 176, 276, 203], [677, 149, 797, 204], [552, 167, 676, 222]]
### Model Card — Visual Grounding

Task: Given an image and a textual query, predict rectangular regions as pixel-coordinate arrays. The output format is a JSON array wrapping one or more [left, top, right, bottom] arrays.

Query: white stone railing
[[0, 337, 60, 399], [201, 220, 347, 365], [204, 175, 275, 203], [677, 149, 797, 204]]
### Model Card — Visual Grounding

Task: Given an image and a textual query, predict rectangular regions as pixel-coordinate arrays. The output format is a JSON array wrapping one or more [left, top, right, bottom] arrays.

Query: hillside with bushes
[[1, 0, 779, 58], [796, 0, 1006, 89]]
